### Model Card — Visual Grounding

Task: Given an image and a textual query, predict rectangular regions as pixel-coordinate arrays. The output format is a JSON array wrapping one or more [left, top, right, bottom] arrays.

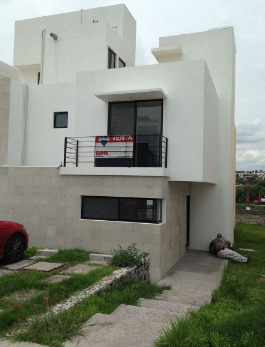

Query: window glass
[[136, 100, 162, 136], [81, 197, 118, 220], [120, 198, 161, 223], [81, 196, 161, 223], [118, 58, 126, 68], [108, 102, 135, 135], [54, 112, 68, 128], [108, 48, 116, 69]]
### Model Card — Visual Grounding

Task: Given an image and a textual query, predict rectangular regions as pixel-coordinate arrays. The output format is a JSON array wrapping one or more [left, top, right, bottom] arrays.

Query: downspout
[[20, 83, 28, 166], [40, 29, 46, 84]]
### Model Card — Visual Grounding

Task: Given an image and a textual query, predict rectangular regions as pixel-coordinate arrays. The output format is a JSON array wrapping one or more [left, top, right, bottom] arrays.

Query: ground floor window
[[81, 196, 162, 223]]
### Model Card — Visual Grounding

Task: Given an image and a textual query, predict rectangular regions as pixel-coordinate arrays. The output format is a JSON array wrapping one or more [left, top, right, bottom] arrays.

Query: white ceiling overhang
[[95, 88, 167, 102]]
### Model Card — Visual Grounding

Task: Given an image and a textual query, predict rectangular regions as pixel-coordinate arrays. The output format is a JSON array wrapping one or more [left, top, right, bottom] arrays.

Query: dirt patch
[[2, 289, 43, 303]]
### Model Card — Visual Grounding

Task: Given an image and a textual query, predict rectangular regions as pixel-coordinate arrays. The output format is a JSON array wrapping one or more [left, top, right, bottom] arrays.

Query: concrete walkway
[[0, 250, 227, 347], [64, 250, 227, 347]]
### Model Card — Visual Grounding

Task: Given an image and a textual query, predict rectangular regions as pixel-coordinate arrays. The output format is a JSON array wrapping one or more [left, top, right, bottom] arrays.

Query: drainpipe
[[40, 29, 46, 84], [20, 83, 28, 166]]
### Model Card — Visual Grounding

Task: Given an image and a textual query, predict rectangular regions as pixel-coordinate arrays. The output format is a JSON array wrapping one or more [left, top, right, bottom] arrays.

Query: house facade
[[0, 4, 236, 281]]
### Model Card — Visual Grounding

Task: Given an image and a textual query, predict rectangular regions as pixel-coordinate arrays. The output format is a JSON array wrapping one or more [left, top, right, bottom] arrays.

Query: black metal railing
[[63, 135, 168, 168]]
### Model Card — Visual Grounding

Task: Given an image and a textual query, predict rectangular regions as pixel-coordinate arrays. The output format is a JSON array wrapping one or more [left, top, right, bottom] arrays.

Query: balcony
[[64, 135, 168, 168]]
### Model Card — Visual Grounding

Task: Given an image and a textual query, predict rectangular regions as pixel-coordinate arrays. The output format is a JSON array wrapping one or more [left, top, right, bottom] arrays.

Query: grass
[[42, 249, 91, 264], [13, 281, 170, 347], [0, 266, 116, 336], [155, 223, 265, 347]]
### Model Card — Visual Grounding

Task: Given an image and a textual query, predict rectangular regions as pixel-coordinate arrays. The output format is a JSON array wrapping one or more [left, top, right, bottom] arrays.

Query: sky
[[0, 0, 264, 171]]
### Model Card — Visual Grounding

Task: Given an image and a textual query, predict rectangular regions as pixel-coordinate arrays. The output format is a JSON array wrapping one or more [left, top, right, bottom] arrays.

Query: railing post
[[159, 135, 162, 167], [64, 137, 67, 167], [165, 137, 168, 168], [76, 140, 79, 167]]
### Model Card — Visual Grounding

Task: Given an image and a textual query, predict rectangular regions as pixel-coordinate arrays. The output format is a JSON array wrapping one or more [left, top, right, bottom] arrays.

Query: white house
[[0, 4, 236, 281]]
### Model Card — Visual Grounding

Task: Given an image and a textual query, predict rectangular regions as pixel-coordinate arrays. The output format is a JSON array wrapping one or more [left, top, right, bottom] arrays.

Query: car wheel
[[4, 233, 26, 263]]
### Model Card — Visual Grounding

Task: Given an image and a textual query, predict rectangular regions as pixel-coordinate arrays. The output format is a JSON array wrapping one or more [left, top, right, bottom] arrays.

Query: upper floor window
[[118, 58, 126, 68], [54, 112, 68, 128], [108, 48, 116, 69]]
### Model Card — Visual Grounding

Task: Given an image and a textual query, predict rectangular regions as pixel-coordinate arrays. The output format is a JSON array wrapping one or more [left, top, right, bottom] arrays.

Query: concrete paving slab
[[4, 289, 42, 302], [23, 262, 64, 272], [4, 260, 34, 270], [46, 274, 71, 283], [64, 264, 98, 275], [0, 269, 13, 277]]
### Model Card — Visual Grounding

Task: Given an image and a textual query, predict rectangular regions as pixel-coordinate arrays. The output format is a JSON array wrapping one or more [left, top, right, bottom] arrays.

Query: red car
[[0, 221, 28, 263]]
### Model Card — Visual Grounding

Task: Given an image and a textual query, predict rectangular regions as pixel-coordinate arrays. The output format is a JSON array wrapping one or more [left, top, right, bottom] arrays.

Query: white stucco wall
[[163, 28, 236, 249], [0, 61, 19, 80], [25, 83, 75, 166], [75, 60, 217, 183], [19, 66, 40, 85], [13, 4, 136, 84], [7, 79, 27, 166], [41, 22, 134, 84]]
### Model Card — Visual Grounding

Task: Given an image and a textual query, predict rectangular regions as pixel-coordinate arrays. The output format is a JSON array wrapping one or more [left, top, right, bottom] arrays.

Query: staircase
[[64, 250, 227, 347]]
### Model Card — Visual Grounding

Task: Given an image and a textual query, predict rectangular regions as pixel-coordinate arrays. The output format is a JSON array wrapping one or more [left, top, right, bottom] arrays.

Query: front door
[[186, 196, 190, 247], [108, 100, 163, 167]]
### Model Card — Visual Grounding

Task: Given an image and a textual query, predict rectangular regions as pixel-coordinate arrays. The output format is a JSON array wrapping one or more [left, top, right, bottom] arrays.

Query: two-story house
[[0, 4, 236, 281]]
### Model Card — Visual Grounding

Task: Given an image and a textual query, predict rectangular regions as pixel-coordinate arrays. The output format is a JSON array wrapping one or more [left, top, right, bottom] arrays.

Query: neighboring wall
[[0, 166, 169, 281], [0, 78, 10, 165], [236, 209, 265, 226]]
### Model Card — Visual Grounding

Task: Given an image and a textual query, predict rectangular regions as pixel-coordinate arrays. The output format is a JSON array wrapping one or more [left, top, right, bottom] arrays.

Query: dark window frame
[[81, 196, 162, 224], [108, 47, 116, 69], [108, 99, 163, 167], [108, 99, 163, 136], [118, 58, 126, 68], [54, 111, 68, 128]]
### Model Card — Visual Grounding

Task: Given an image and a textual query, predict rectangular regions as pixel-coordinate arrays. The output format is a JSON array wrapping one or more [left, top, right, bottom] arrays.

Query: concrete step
[[64, 307, 174, 347], [36, 249, 58, 257], [89, 254, 113, 262], [138, 298, 197, 315], [111, 303, 179, 322], [158, 270, 222, 291], [156, 289, 212, 306]]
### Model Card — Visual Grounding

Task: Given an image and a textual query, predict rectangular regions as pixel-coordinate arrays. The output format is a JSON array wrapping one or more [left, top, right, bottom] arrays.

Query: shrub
[[110, 243, 149, 267], [24, 247, 39, 259]]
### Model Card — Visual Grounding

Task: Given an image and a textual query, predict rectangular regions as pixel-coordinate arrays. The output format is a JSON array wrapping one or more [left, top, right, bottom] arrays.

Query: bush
[[24, 246, 39, 259], [110, 243, 149, 267]]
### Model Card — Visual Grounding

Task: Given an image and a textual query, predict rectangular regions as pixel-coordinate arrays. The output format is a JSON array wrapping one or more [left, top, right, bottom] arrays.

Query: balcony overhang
[[95, 88, 167, 102], [152, 46, 182, 63]]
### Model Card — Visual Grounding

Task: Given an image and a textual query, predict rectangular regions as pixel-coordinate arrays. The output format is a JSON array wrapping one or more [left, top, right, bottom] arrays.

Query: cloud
[[236, 119, 265, 170], [236, 119, 265, 144]]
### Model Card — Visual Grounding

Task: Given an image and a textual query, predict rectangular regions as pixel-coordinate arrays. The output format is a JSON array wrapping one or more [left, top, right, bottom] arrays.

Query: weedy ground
[[155, 223, 265, 347]]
